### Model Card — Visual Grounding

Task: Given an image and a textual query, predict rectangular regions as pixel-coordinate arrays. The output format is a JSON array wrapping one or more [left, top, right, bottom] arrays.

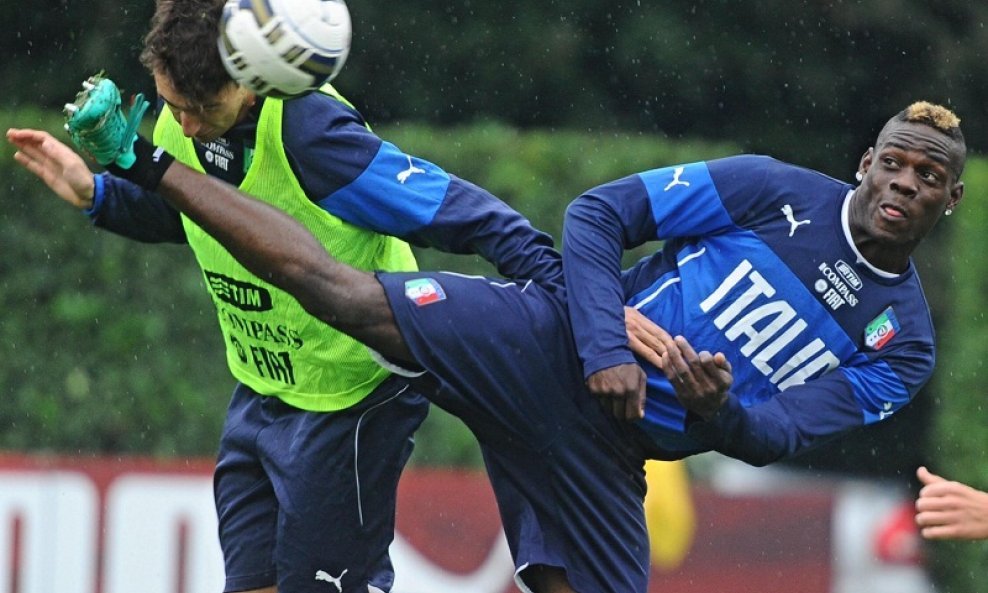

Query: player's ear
[[948, 181, 964, 212], [857, 147, 873, 177]]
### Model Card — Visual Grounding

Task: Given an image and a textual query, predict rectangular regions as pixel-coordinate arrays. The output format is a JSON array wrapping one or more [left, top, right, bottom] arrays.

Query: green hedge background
[[925, 159, 988, 591]]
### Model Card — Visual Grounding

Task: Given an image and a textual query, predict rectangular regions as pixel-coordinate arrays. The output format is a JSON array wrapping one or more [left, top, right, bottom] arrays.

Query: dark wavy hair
[[139, 0, 233, 106]]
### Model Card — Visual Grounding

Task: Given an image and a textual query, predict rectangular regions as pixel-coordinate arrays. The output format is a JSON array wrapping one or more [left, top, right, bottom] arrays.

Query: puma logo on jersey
[[397, 154, 425, 184], [781, 204, 811, 237], [663, 166, 691, 191], [315, 569, 348, 592]]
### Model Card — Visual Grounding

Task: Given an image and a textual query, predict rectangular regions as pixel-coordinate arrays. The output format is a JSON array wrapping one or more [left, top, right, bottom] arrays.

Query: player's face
[[153, 71, 255, 143], [852, 121, 964, 251]]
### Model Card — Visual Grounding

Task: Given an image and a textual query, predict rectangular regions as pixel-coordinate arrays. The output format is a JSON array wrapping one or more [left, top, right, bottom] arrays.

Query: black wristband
[[105, 136, 175, 191]]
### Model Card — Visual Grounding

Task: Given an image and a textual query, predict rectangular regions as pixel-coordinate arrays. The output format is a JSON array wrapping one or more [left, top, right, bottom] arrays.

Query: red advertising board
[[0, 453, 926, 593], [397, 467, 832, 593]]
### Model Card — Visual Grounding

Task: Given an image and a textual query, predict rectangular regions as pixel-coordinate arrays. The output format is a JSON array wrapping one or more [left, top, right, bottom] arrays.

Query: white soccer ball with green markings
[[219, 0, 351, 98]]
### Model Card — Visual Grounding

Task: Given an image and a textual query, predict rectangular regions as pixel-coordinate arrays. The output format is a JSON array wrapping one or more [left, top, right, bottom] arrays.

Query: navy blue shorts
[[214, 375, 429, 593], [378, 271, 657, 593]]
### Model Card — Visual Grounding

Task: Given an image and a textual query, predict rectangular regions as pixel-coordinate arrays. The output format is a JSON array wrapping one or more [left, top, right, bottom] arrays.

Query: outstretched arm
[[282, 93, 563, 287], [10, 127, 412, 362], [8, 127, 188, 243]]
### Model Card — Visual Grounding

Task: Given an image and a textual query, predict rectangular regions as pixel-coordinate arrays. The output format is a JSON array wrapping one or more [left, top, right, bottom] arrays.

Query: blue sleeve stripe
[[317, 141, 451, 236], [638, 162, 734, 239], [841, 362, 910, 424], [86, 173, 106, 217]]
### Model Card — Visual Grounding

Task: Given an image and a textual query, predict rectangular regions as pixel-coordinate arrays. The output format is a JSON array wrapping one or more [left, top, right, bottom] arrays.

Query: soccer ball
[[218, 0, 352, 99]]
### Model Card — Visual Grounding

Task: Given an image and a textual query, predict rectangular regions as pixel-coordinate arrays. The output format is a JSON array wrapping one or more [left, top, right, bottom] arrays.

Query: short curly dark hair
[[139, 0, 233, 106]]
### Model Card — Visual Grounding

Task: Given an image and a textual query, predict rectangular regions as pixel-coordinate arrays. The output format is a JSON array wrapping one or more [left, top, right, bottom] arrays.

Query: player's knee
[[523, 564, 576, 593]]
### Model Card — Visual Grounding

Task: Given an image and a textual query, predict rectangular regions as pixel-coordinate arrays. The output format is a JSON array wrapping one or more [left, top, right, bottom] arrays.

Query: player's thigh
[[266, 378, 428, 591], [214, 386, 280, 590], [376, 271, 582, 447]]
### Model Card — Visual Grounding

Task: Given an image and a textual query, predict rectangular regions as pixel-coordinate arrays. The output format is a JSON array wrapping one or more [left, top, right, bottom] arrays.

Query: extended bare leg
[[158, 161, 414, 364]]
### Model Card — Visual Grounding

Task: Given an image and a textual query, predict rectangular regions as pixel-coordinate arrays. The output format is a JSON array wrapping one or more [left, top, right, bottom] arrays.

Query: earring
[[945, 208, 953, 216], [855, 171, 863, 182]]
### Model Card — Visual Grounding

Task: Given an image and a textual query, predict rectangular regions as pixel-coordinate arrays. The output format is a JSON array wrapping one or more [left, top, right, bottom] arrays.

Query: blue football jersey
[[564, 155, 935, 464]]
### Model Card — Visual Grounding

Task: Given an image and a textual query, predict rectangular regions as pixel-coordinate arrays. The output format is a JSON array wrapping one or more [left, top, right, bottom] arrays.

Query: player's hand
[[915, 466, 988, 540], [660, 335, 732, 419], [586, 363, 646, 421], [7, 128, 96, 210], [625, 306, 676, 369]]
